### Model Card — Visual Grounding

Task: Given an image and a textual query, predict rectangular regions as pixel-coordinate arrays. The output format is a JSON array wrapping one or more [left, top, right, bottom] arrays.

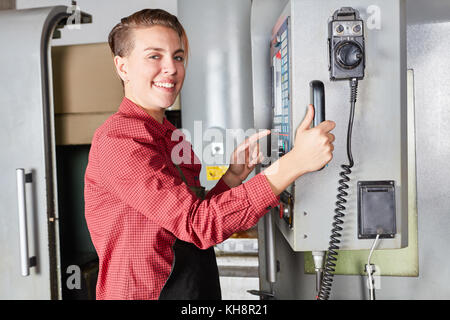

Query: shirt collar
[[118, 97, 177, 138]]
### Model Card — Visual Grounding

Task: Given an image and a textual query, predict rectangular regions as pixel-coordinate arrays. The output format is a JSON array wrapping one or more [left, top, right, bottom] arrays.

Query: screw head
[[353, 24, 361, 33], [336, 24, 344, 33]]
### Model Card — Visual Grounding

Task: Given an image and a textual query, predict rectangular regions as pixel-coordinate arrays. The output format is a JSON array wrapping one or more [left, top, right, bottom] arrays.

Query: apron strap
[[174, 164, 206, 200]]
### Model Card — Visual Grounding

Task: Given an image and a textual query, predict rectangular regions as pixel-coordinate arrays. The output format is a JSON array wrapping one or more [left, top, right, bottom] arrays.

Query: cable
[[366, 234, 380, 300], [317, 78, 358, 300]]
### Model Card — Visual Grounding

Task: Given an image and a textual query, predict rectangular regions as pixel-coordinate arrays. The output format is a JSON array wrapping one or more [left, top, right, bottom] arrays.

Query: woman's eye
[[148, 55, 160, 59], [174, 56, 184, 62]]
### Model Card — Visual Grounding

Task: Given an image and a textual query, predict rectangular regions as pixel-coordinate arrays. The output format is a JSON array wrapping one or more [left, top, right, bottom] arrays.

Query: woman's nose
[[162, 57, 177, 75]]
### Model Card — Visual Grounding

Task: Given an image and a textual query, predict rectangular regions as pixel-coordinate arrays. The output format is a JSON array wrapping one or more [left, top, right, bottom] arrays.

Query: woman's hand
[[222, 130, 271, 188], [290, 104, 335, 173], [263, 104, 335, 195]]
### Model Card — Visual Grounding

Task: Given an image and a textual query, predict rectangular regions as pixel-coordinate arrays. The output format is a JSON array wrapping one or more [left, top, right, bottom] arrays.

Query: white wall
[[16, 0, 177, 46]]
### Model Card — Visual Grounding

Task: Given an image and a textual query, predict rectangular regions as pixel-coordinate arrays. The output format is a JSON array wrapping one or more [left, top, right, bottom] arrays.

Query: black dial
[[335, 41, 363, 69]]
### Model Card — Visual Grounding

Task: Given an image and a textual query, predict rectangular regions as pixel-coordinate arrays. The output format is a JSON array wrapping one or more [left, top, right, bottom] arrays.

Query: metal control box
[[270, 0, 407, 251]]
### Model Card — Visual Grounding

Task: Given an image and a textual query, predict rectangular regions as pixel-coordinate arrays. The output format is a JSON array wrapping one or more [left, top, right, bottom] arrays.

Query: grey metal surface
[[403, 21, 450, 298], [263, 212, 277, 284], [218, 265, 259, 278], [406, 0, 450, 25], [320, 21, 450, 299], [256, 1, 450, 298], [178, 0, 255, 190], [269, 0, 408, 251], [0, 6, 70, 299]]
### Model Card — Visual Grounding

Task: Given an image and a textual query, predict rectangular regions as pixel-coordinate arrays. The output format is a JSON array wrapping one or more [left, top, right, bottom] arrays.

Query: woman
[[84, 8, 335, 300]]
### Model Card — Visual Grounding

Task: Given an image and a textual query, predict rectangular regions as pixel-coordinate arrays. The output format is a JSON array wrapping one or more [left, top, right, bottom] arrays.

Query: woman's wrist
[[262, 152, 306, 196]]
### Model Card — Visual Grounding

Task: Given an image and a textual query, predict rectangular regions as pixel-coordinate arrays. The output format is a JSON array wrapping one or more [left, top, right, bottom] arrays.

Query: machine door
[[0, 6, 90, 299]]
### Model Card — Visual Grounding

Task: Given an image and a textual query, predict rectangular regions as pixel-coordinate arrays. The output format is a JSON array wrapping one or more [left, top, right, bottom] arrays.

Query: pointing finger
[[235, 129, 271, 154]]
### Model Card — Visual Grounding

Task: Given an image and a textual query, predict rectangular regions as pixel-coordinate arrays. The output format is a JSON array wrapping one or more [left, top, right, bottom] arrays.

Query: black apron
[[158, 165, 222, 300]]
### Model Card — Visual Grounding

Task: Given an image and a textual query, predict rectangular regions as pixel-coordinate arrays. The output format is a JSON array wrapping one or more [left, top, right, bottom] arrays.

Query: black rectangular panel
[[357, 181, 397, 239]]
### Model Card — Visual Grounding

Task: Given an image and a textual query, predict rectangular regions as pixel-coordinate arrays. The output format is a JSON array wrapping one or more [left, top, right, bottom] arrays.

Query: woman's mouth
[[153, 81, 176, 92]]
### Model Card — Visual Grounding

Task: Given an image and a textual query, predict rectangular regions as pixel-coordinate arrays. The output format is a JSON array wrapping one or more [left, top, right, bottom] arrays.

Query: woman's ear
[[114, 55, 129, 83]]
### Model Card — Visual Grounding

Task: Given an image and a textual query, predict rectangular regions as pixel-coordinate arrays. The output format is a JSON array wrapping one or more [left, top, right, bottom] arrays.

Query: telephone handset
[[310, 80, 325, 127], [310, 80, 326, 171]]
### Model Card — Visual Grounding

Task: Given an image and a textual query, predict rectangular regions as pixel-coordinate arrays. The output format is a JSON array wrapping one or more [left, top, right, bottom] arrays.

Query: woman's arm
[[95, 118, 279, 250]]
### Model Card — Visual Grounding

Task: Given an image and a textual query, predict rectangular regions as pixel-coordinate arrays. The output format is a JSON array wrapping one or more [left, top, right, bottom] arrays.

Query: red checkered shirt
[[84, 97, 280, 300]]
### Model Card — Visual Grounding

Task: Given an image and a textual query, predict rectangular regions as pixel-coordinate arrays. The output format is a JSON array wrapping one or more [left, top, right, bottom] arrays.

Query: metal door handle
[[16, 169, 33, 276]]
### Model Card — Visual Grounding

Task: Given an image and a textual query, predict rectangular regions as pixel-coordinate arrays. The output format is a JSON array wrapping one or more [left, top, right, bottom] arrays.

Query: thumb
[[298, 104, 315, 131]]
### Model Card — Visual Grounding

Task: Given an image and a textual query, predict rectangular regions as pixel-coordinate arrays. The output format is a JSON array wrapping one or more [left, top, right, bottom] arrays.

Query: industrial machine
[[267, 0, 408, 299]]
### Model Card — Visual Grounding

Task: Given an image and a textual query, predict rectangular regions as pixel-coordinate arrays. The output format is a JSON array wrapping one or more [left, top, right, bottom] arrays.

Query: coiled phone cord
[[317, 78, 358, 300]]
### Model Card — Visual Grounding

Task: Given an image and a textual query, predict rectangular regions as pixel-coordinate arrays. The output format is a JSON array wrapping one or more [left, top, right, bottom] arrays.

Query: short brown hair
[[108, 8, 189, 61]]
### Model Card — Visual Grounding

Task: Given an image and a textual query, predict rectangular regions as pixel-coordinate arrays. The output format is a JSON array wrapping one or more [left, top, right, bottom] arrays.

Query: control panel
[[270, 17, 295, 230], [269, 0, 408, 252]]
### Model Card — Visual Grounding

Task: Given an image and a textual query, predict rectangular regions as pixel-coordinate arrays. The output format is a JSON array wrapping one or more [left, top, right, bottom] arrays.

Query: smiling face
[[114, 25, 186, 122]]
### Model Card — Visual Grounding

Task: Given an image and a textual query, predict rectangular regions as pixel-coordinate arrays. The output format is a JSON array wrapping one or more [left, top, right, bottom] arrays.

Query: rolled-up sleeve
[[205, 177, 230, 199]]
